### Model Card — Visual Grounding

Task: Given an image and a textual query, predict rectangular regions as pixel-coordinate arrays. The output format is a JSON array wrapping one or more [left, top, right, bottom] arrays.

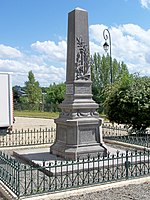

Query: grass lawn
[[14, 110, 59, 119], [14, 110, 107, 121]]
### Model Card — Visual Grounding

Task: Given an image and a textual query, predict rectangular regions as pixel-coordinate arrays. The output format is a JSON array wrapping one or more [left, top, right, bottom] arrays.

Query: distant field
[[14, 110, 59, 119]]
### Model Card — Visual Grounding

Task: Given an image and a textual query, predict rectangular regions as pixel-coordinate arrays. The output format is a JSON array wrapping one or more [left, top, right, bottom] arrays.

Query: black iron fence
[[0, 152, 20, 195], [104, 134, 150, 148], [102, 123, 128, 137], [102, 123, 150, 148], [0, 124, 149, 148], [0, 150, 149, 198], [0, 128, 55, 147]]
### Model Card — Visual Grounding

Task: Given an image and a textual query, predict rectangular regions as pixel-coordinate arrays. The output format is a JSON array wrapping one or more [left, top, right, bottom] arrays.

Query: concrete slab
[[13, 147, 63, 166], [13, 145, 149, 177], [13, 145, 126, 171], [13, 145, 124, 163]]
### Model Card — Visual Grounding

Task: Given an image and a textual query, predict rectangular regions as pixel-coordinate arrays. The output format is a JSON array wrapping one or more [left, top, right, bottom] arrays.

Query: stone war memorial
[[1, 8, 150, 200], [51, 8, 107, 160]]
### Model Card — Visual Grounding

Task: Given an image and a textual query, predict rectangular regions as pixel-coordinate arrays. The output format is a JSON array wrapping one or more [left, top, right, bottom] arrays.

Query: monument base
[[51, 142, 106, 160], [50, 117, 107, 160]]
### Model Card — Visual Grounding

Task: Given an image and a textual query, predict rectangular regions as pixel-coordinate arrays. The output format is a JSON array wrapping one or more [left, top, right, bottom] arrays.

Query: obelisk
[[51, 8, 107, 160]]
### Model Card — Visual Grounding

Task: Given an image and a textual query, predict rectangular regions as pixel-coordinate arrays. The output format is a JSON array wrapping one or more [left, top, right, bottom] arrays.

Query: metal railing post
[[125, 150, 130, 179]]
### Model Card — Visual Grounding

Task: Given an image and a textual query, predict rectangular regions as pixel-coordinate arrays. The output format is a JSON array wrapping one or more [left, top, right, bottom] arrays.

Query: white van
[[0, 72, 13, 134]]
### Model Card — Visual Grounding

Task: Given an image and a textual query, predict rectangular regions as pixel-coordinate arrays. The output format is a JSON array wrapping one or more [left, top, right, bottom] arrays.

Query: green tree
[[25, 71, 42, 110], [91, 53, 129, 113], [104, 74, 150, 132], [13, 86, 21, 104], [45, 83, 66, 112]]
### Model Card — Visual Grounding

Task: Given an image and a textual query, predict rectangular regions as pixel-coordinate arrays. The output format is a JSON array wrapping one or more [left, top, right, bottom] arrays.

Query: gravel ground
[[12, 117, 56, 131], [0, 192, 7, 200], [58, 182, 150, 200]]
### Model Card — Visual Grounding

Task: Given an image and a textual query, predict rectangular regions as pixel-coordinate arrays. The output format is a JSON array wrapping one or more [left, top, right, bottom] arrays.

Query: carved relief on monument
[[79, 128, 96, 144], [66, 84, 74, 94], [77, 110, 99, 118], [75, 37, 90, 81], [75, 86, 91, 94], [60, 109, 99, 119]]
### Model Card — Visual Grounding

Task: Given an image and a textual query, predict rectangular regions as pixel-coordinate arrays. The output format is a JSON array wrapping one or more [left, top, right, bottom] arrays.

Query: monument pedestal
[[51, 117, 106, 160]]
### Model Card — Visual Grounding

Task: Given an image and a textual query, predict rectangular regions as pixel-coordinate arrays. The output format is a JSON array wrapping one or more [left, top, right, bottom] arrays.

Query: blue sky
[[0, 0, 150, 86]]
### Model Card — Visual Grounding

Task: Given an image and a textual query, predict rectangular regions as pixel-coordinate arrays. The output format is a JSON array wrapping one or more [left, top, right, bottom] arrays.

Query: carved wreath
[[75, 37, 90, 80]]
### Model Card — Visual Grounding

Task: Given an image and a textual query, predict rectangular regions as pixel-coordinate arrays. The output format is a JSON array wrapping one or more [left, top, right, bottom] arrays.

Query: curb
[[20, 176, 150, 200], [0, 180, 18, 200], [104, 139, 150, 151]]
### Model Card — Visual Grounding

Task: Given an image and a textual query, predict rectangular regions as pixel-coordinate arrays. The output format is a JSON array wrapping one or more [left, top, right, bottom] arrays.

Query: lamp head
[[103, 41, 109, 52]]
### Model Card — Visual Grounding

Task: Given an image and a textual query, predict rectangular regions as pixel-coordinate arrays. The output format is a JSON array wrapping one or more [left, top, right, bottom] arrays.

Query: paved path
[[13, 117, 56, 131], [0, 192, 7, 200], [58, 181, 150, 200]]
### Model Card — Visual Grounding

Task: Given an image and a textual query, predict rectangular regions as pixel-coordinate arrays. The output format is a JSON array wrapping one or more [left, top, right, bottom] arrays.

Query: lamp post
[[103, 29, 112, 84]]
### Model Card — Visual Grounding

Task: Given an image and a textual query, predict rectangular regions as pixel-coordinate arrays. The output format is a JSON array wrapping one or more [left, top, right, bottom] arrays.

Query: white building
[[0, 72, 13, 134]]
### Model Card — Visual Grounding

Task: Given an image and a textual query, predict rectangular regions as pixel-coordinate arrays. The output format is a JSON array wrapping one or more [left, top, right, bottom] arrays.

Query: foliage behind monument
[[25, 70, 42, 110], [91, 53, 129, 113], [104, 74, 150, 132]]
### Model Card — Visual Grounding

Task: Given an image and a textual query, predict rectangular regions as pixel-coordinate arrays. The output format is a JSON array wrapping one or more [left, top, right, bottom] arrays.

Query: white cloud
[[31, 40, 67, 63], [0, 42, 66, 86], [0, 23, 150, 86], [0, 44, 22, 59], [89, 24, 108, 43], [140, 0, 150, 8], [89, 23, 150, 76]]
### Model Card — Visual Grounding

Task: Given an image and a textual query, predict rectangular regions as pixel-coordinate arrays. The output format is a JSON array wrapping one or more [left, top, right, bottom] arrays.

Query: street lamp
[[103, 29, 112, 84]]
